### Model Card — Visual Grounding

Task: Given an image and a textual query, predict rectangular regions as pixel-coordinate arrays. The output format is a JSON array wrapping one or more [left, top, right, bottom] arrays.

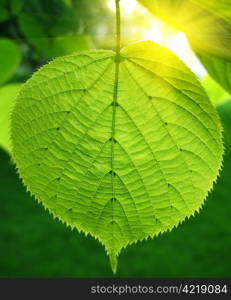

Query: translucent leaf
[[0, 84, 21, 152], [0, 38, 21, 85], [11, 42, 223, 272]]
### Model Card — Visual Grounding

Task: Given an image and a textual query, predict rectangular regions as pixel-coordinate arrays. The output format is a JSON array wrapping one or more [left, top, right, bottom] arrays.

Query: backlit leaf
[[11, 42, 223, 272]]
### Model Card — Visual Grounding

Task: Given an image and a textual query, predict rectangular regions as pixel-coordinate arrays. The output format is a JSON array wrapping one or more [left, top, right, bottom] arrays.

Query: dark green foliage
[[21, 0, 80, 36]]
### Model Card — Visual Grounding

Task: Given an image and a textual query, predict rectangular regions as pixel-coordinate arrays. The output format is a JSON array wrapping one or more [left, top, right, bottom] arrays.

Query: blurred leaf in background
[[0, 38, 21, 85], [18, 0, 91, 59], [18, 13, 91, 59], [217, 101, 231, 157], [201, 75, 230, 106], [1, 0, 109, 73], [0, 83, 21, 153]]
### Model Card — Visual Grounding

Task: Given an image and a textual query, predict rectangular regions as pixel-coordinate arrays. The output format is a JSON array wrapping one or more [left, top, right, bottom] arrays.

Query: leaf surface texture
[[11, 42, 223, 272]]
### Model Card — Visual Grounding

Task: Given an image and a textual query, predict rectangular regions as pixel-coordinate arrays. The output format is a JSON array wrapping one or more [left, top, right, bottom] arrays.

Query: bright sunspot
[[107, 0, 207, 77], [107, 0, 138, 15]]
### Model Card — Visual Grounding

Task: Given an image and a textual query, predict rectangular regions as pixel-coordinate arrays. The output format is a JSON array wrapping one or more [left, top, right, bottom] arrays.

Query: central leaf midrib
[[110, 56, 120, 207]]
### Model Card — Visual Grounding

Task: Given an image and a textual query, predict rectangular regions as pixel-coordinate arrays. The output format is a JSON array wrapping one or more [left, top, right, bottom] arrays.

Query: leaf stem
[[115, 0, 121, 56]]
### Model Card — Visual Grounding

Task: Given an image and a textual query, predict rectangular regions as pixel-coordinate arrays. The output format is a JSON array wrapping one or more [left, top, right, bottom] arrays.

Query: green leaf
[[44, 36, 92, 58], [138, 0, 231, 94], [201, 75, 230, 105], [0, 38, 21, 85], [18, 13, 91, 59], [0, 84, 21, 152], [217, 100, 231, 156], [11, 41, 223, 272], [21, 0, 80, 36], [201, 75, 230, 106], [197, 52, 231, 96]]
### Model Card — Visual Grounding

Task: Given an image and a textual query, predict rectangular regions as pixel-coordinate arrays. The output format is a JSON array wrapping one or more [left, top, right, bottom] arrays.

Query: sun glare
[[107, 0, 206, 77], [107, 0, 138, 15], [167, 33, 207, 77], [144, 21, 206, 77]]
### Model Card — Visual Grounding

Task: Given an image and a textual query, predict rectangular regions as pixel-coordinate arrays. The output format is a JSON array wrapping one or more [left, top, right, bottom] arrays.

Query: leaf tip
[[109, 252, 118, 274]]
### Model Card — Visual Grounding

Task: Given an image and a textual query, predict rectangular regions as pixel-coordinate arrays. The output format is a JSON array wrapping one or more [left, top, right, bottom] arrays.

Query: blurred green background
[[0, 0, 230, 277]]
